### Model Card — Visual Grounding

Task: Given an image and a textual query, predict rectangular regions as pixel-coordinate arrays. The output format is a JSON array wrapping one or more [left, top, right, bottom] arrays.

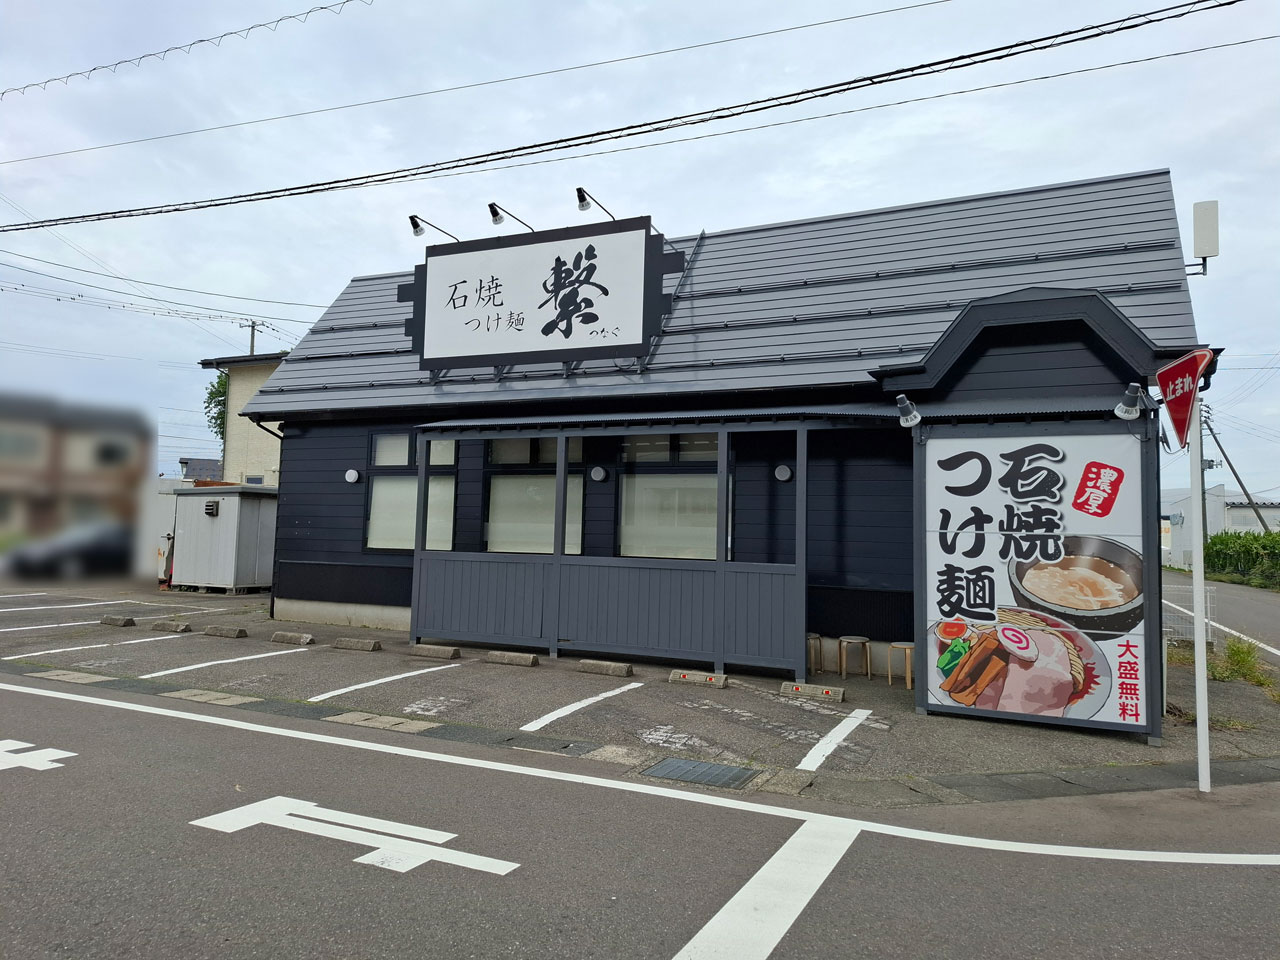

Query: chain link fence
[[1160, 584, 1217, 645]]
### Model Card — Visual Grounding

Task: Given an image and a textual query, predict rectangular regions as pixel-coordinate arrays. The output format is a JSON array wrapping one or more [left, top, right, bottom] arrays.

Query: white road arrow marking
[[0, 738, 76, 771], [191, 796, 520, 875]]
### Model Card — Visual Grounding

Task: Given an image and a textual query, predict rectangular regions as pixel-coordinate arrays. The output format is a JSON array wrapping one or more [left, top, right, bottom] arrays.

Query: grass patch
[[1166, 637, 1277, 691]]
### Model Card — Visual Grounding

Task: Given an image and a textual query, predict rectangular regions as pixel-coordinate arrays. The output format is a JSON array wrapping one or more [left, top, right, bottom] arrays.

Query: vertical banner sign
[[924, 433, 1148, 730], [1156, 348, 1214, 449]]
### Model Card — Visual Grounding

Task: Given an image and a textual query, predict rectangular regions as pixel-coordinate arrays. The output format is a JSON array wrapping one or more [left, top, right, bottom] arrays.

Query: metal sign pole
[[1188, 396, 1211, 792]]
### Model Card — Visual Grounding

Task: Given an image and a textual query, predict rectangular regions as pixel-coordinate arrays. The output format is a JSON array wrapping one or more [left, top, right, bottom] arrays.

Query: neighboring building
[[0, 392, 150, 540], [1161, 486, 1278, 567], [244, 169, 1211, 739], [178, 457, 224, 482], [199, 352, 286, 486], [1225, 499, 1280, 532]]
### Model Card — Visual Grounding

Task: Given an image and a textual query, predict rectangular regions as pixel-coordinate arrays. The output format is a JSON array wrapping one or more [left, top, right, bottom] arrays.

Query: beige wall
[[225, 363, 282, 486]]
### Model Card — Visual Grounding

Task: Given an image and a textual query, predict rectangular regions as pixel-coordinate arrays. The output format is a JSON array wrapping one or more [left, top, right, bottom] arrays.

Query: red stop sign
[[1156, 348, 1215, 449]]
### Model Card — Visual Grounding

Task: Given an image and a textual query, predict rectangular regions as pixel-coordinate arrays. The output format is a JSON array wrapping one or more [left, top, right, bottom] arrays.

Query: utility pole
[[1203, 408, 1271, 533], [239, 319, 260, 355]]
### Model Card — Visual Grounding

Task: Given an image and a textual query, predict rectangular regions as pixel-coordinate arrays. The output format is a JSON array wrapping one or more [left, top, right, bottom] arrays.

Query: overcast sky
[[1, 0, 1276, 489]]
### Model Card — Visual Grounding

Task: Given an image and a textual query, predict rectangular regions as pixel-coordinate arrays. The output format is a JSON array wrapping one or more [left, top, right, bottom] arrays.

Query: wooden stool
[[888, 641, 915, 690], [837, 636, 871, 680]]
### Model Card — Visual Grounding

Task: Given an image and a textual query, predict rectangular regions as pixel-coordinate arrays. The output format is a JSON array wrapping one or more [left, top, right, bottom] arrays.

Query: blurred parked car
[[3, 522, 134, 579]]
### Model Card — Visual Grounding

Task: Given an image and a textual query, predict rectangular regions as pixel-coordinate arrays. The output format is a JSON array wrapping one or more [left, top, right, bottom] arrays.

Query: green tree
[[204, 369, 228, 442]]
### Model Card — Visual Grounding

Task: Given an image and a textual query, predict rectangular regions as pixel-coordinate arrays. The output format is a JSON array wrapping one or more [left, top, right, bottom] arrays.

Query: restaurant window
[[483, 437, 582, 554], [365, 431, 416, 551], [422, 439, 458, 550], [618, 433, 718, 560]]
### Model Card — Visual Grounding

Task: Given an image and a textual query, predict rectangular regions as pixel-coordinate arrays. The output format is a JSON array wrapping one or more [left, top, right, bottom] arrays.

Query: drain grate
[[642, 757, 760, 790]]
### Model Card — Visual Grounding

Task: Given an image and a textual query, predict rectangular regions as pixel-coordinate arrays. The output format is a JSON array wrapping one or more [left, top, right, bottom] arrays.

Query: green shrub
[[1204, 530, 1280, 589]]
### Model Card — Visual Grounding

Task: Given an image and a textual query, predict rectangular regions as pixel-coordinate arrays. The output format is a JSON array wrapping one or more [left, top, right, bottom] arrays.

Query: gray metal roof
[[418, 403, 898, 432], [244, 170, 1199, 420]]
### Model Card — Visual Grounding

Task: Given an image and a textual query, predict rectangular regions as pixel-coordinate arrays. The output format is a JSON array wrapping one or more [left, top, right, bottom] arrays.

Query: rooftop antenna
[[1188, 200, 1218, 276]]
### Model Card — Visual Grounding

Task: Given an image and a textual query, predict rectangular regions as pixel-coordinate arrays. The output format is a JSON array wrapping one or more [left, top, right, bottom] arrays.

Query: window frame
[[363, 430, 418, 554], [616, 433, 721, 561], [420, 439, 459, 552]]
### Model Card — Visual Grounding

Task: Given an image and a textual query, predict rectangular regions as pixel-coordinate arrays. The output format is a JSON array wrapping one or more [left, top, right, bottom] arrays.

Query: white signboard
[[421, 221, 651, 367], [923, 432, 1149, 730]]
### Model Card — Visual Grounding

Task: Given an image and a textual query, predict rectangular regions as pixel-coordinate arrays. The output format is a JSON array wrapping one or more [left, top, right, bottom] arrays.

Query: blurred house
[[199, 352, 285, 486], [0, 392, 151, 542], [178, 457, 224, 482]]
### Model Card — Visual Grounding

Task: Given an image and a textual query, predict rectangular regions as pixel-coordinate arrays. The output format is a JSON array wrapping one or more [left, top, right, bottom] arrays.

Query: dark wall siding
[[807, 428, 914, 591], [936, 322, 1129, 400], [582, 436, 620, 556], [807, 586, 912, 643], [731, 431, 795, 565], [453, 439, 485, 553], [276, 420, 417, 604]]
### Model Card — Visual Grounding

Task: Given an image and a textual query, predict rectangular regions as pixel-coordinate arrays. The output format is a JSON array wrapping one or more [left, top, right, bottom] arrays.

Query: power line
[[0, 260, 317, 322], [0, 248, 327, 307], [0, 0, 1248, 233], [1, 1, 374, 100], [0, 0, 949, 166], [392, 34, 1278, 190], [0, 191, 242, 349]]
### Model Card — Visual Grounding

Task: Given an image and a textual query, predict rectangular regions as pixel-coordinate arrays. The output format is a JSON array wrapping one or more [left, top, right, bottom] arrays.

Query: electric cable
[[0, 248, 327, 307], [0, 260, 318, 322], [1, 1, 374, 99], [0, 0, 1249, 233], [0, 0, 949, 165]]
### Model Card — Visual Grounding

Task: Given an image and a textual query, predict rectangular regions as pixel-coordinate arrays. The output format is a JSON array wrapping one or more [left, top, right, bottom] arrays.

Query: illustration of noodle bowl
[[1008, 535, 1144, 636]]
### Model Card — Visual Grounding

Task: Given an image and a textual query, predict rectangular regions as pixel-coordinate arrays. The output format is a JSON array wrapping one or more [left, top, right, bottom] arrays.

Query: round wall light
[[344, 469, 361, 484], [773, 464, 794, 482], [589, 465, 609, 482]]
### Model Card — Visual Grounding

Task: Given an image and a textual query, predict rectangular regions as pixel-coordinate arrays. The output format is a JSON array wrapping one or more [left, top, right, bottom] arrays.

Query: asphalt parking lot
[[2, 579, 1278, 807]]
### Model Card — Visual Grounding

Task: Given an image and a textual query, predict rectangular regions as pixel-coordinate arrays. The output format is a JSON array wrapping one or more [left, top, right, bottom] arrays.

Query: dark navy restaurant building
[[243, 170, 1211, 738]]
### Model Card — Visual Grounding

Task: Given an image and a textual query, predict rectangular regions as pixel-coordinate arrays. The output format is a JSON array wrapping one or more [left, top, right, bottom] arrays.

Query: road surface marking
[[3, 634, 185, 660], [139, 648, 306, 678], [0, 738, 76, 771], [4, 681, 1278, 866], [306, 663, 462, 703], [0, 593, 48, 599], [1161, 599, 1280, 658], [191, 796, 519, 875], [0, 600, 137, 614], [0, 608, 220, 634], [795, 709, 873, 771], [672, 819, 862, 960], [519, 681, 645, 731]]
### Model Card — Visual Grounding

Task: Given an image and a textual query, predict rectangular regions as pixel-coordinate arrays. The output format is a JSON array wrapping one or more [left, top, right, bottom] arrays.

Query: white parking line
[[139, 648, 307, 679], [519, 681, 645, 732], [5, 681, 1278, 867], [0, 608, 220, 633], [0, 600, 135, 614], [672, 819, 862, 960], [3, 634, 186, 661], [307, 663, 463, 703], [1161, 599, 1280, 658], [796, 709, 873, 771], [0, 593, 48, 599]]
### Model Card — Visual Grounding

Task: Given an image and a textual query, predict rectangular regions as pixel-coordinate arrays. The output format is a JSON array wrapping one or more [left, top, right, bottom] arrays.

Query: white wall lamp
[[896, 394, 921, 428], [344, 469, 361, 484], [589, 466, 609, 482], [575, 187, 616, 221], [1114, 383, 1144, 421], [488, 202, 535, 232], [408, 215, 458, 242]]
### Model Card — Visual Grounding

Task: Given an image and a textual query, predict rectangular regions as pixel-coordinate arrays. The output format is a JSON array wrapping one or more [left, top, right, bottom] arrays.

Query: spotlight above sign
[[399, 216, 684, 371]]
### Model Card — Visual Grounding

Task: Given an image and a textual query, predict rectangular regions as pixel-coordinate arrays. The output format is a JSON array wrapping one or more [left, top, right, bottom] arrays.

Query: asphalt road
[[1163, 569, 1280, 661], [2, 674, 1278, 960]]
